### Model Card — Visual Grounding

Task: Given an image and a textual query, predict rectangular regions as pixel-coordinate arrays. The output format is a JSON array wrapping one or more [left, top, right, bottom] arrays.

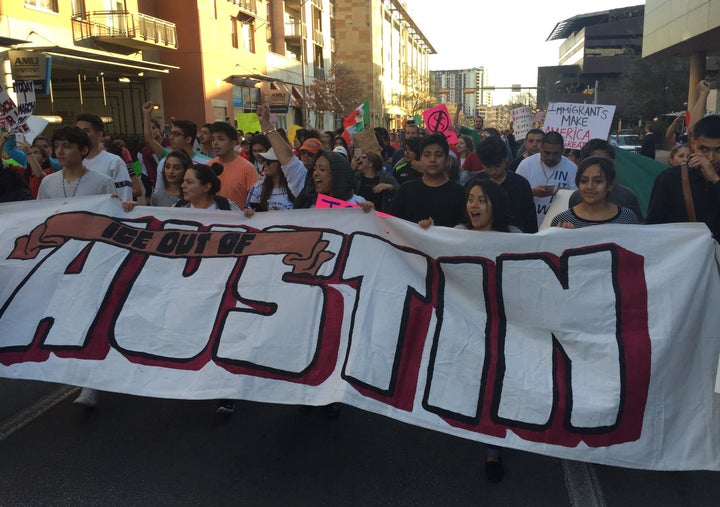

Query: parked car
[[611, 133, 642, 153]]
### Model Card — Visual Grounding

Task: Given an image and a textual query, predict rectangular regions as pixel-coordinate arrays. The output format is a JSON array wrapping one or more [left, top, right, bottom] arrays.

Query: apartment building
[[334, 0, 435, 130], [0, 0, 177, 134], [431, 67, 492, 119], [2, 0, 433, 135]]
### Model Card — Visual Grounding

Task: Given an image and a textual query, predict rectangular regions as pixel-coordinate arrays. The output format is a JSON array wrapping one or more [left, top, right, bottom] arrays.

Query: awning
[[290, 86, 304, 108], [0, 36, 30, 47], [16, 44, 178, 74], [224, 74, 280, 88]]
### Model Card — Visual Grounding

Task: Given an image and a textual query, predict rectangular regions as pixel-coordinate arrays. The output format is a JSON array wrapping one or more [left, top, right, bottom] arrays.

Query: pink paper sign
[[422, 104, 457, 144], [315, 194, 391, 217]]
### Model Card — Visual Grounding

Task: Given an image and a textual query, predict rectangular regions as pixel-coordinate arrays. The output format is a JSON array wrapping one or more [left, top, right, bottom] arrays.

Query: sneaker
[[485, 457, 504, 483], [73, 388, 98, 408], [216, 400, 235, 415]]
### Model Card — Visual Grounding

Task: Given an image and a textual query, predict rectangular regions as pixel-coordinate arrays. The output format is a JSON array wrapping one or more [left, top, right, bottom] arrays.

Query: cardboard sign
[[422, 104, 457, 144], [542, 102, 616, 149], [352, 127, 381, 156], [510, 106, 533, 140]]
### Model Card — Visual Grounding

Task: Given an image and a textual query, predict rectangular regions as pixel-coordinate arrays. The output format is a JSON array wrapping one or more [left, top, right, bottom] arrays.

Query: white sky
[[408, 0, 645, 105]]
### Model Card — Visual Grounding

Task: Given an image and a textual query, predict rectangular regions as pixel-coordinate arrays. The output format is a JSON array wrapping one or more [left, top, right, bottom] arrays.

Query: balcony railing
[[228, 0, 257, 15], [285, 21, 306, 38], [313, 29, 324, 46], [72, 10, 177, 52]]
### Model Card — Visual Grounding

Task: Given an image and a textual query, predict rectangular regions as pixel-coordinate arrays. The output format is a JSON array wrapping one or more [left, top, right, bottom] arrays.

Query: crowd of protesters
[[1, 79, 719, 483]]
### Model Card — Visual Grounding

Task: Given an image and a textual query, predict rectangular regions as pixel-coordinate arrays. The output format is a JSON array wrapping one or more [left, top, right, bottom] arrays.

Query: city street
[[1, 379, 718, 506]]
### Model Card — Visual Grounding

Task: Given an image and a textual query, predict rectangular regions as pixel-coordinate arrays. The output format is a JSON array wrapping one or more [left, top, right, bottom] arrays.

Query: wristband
[[264, 128, 278, 136]]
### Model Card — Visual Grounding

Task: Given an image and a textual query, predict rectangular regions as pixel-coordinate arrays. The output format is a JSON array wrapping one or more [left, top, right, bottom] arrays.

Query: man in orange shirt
[[209, 121, 258, 208]]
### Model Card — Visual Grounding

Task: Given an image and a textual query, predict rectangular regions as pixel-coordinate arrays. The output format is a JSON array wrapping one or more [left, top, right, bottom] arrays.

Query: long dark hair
[[258, 162, 295, 210], [189, 162, 224, 196], [163, 150, 192, 187], [464, 176, 512, 232]]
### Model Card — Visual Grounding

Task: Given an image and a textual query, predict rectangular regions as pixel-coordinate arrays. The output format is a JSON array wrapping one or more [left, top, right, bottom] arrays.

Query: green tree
[[620, 55, 689, 122]]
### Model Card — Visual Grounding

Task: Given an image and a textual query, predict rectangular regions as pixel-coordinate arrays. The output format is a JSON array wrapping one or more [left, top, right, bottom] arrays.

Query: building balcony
[[313, 29, 324, 47], [330, 37, 335, 52], [228, 0, 257, 15], [71, 10, 177, 55], [285, 21, 306, 39]]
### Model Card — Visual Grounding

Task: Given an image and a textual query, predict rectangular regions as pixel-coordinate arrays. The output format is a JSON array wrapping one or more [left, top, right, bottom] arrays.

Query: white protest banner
[[510, 106, 533, 140], [1, 196, 720, 471], [543, 102, 616, 149]]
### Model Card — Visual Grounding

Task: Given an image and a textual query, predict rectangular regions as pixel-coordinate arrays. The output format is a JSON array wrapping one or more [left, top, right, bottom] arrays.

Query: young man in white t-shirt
[[76, 113, 134, 201], [38, 127, 115, 200]]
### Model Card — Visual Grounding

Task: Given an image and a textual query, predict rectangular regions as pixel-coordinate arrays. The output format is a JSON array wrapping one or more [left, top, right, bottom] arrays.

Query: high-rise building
[[431, 67, 492, 118]]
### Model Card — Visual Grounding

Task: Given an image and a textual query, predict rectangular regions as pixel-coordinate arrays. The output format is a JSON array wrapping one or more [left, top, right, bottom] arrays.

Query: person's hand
[[243, 208, 255, 218], [418, 217, 435, 229], [372, 183, 393, 193], [697, 80, 710, 95], [17, 140, 31, 153], [555, 222, 575, 229], [257, 104, 272, 130], [532, 185, 555, 197], [142, 100, 154, 115], [688, 153, 720, 184], [121, 201, 138, 212], [359, 201, 375, 213]]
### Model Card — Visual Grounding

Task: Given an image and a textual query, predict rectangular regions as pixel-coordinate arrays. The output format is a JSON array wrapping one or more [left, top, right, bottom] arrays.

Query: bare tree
[[305, 62, 364, 128]]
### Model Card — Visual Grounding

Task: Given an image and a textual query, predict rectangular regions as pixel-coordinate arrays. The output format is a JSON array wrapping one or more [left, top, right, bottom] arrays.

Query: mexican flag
[[342, 100, 370, 145]]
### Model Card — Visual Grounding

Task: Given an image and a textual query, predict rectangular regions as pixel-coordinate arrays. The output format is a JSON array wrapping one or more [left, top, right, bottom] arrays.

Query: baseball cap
[[258, 147, 279, 161], [299, 138, 322, 154]]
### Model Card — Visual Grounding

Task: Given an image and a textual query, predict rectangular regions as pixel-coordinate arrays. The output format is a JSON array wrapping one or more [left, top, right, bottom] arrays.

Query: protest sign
[[510, 106, 533, 140], [423, 104, 457, 144], [287, 124, 301, 144], [542, 102, 616, 149], [14, 80, 35, 130], [315, 194, 391, 217], [1, 196, 719, 471], [235, 113, 262, 134], [0, 80, 35, 133], [352, 127, 381, 155], [21, 115, 49, 144]]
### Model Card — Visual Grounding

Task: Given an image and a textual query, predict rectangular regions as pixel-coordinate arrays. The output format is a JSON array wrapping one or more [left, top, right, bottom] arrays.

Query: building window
[[241, 20, 255, 53], [24, 0, 58, 12], [231, 18, 254, 53], [231, 18, 239, 48]]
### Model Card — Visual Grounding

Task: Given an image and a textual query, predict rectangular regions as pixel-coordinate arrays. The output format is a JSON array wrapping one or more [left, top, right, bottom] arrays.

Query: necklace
[[539, 159, 555, 185], [62, 169, 86, 198]]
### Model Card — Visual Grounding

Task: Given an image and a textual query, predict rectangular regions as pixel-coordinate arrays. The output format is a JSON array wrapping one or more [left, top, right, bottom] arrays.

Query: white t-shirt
[[516, 153, 577, 227], [37, 170, 116, 199], [83, 150, 133, 201], [245, 156, 307, 210]]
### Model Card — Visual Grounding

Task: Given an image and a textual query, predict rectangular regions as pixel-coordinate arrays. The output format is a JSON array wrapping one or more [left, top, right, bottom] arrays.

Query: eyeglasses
[[169, 131, 185, 137]]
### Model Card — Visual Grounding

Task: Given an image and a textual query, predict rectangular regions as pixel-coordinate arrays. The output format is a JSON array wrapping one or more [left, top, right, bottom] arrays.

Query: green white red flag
[[342, 100, 370, 144]]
